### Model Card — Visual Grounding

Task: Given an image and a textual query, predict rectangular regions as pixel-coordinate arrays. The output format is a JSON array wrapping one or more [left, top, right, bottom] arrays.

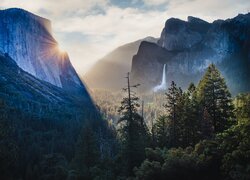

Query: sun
[[56, 43, 66, 53]]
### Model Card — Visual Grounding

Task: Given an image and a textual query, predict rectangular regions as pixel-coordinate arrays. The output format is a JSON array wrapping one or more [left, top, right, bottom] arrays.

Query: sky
[[0, 0, 249, 74]]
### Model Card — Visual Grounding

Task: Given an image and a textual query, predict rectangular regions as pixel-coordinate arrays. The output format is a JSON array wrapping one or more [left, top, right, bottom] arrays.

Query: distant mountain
[[84, 36, 158, 91], [131, 14, 250, 94], [0, 8, 84, 94]]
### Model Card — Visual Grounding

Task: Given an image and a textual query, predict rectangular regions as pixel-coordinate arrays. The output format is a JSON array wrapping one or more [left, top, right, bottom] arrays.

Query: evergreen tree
[[164, 81, 183, 147], [117, 73, 150, 176], [154, 115, 168, 148], [180, 87, 197, 146], [182, 83, 203, 146], [217, 93, 250, 180], [197, 64, 235, 133]]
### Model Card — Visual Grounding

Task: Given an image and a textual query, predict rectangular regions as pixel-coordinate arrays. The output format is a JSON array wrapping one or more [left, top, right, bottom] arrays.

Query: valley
[[0, 4, 249, 180]]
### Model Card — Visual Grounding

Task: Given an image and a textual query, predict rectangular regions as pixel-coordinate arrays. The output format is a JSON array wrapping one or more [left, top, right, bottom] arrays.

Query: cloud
[[0, 0, 249, 74], [0, 0, 108, 16], [143, 0, 169, 6], [166, 0, 250, 21], [53, 6, 167, 73]]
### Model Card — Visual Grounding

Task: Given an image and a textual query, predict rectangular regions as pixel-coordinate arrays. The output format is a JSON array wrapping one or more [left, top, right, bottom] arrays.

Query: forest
[[88, 64, 250, 180], [1, 64, 250, 180]]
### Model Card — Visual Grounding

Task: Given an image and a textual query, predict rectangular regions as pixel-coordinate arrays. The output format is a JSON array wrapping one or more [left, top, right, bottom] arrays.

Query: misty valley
[[0, 5, 250, 180]]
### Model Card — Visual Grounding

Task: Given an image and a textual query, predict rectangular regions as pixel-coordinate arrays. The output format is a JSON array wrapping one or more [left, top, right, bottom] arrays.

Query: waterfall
[[153, 64, 167, 92]]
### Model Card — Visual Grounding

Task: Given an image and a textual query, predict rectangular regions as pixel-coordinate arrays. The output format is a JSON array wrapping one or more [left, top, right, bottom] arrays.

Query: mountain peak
[[187, 16, 209, 24], [0, 8, 50, 22], [159, 16, 211, 51]]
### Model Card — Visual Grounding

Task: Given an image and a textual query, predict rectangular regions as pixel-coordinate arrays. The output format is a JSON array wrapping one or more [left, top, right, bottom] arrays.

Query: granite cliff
[[131, 13, 250, 94], [0, 8, 84, 94]]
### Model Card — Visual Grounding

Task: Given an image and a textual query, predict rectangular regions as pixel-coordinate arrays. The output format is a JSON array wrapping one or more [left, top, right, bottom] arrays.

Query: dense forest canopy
[[87, 64, 250, 180], [1, 60, 250, 180]]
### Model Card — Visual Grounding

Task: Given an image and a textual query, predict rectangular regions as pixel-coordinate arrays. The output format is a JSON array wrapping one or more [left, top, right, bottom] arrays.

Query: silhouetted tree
[[117, 73, 150, 176]]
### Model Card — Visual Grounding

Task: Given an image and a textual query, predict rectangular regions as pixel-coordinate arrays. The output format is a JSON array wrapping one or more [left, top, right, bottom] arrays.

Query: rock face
[[0, 51, 92, 109], [158, 17, 211, 51], [131, 13, 250, 94], [0, 8, 84, 94], [84, 37, 158, 91]]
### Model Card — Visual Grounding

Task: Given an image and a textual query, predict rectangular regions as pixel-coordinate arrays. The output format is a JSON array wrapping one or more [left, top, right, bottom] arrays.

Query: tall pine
[[197, 64, 234, 133], [164, 81, 183, 147], [117, 73, 149, 176], [181, 83, 201, 147]]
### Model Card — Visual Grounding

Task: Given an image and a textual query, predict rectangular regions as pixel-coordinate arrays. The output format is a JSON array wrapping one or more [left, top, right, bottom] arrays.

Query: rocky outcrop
[[158, 16, 211, 51], [131, 13, 250, 94], [0, 8, 84, 94]]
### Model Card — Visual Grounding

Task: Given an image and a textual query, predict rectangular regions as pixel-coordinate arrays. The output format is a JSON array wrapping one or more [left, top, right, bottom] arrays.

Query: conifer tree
[[117, 73, 150, 175], [182, 83, 202, 146], [197, 64, 234, 133], [154, 115, 168, 148], [164, 81, 183, 147]]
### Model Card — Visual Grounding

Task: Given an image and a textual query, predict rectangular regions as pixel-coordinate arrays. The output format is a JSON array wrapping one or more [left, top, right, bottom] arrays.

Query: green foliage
[[153, 115, 168, 148], [218, 120, 250, 180], [135, 92, 250, 180], [117, 80, 150, 176], [70, 119, 118, 180], [179, 83, 201, 147], [217, 93, 250, 180], [1, 61, 248, 180], [164, 81, 183, 147], [135, 65, 249, 180], [234, 93, 250, 120], [91, 89, 166, 127], [135, 142, 221, 180], [197, 64, 235, 133], [156, 82, 201, 149]]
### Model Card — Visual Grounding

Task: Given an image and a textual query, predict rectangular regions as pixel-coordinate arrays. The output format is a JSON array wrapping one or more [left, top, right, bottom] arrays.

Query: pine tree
[[117, 73, 150, 176], [182, 84, 202, 146], [154, 115, 168, 148], [201, 108, 214, 139], [197, 64, 235, 133], [164, 81, 183, 147]]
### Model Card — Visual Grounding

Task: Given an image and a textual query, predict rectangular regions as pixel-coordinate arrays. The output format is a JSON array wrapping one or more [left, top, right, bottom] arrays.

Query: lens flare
[[57, 44, 66, 53]]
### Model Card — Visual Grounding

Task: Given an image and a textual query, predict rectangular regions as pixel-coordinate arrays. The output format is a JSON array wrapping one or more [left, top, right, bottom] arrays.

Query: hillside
[[84, 36, 158, 90]]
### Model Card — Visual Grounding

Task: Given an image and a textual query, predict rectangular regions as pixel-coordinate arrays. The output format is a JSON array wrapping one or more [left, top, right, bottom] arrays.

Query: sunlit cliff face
[[0, 8, 83, 91]]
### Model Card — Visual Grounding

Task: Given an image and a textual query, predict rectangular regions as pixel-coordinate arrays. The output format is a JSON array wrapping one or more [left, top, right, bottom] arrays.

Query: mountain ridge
[[131, 13, 250, 94]]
